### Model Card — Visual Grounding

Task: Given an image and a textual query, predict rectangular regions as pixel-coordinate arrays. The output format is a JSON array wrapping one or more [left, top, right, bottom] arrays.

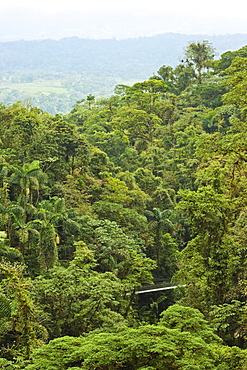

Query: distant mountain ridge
[[0, 33, 247, 113], [1, 33, 247, 78]]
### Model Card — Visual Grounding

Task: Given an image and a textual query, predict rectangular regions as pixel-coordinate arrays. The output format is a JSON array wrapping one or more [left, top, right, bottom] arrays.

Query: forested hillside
[[0, 41, 247, 369], [0, 33, 247, 113]]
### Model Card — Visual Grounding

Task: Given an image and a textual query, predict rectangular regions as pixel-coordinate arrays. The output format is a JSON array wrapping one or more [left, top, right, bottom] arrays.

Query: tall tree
[[145, 207, 174, 269], [223, 56, 247, 107], [0, 262, 47, 360], [185, 41, 215, 84], [11, 161, 41, 223]]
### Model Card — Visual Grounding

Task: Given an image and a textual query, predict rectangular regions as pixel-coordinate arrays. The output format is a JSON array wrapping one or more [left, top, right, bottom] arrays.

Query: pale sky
[[0, 0, 236, 14], [0, 0, 247, 41]]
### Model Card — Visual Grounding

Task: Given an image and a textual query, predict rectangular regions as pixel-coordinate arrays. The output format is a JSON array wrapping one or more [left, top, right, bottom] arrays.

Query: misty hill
[[0, 33, 247, 113], [1, 33, 247, 77]]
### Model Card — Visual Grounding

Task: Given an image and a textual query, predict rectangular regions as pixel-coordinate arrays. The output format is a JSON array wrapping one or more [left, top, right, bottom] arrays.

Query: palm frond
[[0, 293, 11, 319]]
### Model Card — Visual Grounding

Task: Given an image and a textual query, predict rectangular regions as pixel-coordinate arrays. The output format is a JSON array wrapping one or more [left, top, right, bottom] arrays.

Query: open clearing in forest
[[0, 80, 68, 95]]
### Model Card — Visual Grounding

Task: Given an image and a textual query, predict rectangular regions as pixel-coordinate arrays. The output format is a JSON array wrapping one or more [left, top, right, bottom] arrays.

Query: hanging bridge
[[136, 284, 186, 294], [126, 282, 186, 295]]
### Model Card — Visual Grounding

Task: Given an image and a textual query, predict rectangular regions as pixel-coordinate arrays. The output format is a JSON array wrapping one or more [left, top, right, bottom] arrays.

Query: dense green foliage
[[0, 40, 247, 368]]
